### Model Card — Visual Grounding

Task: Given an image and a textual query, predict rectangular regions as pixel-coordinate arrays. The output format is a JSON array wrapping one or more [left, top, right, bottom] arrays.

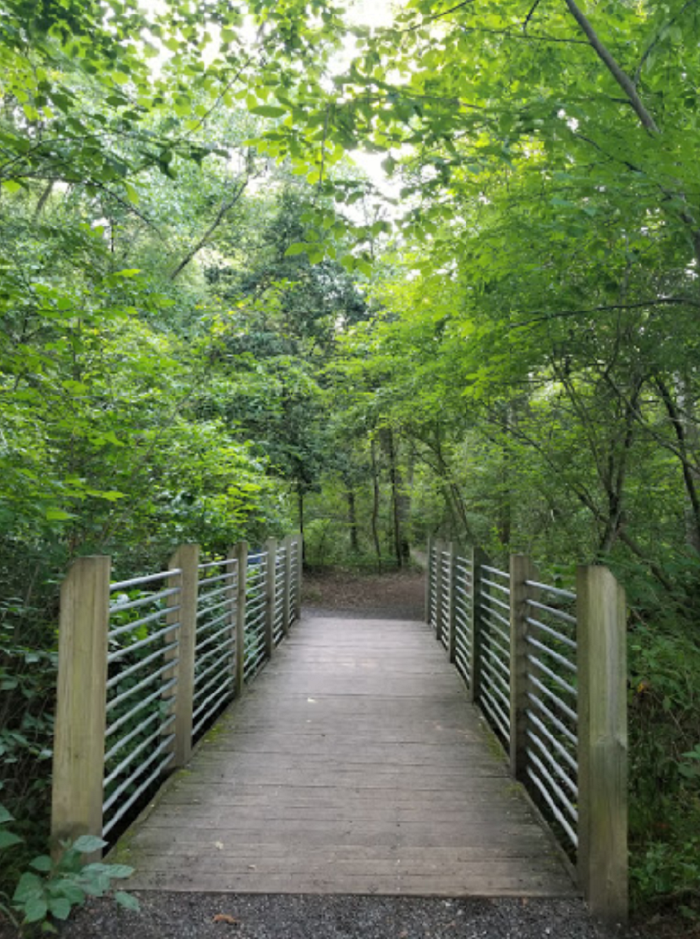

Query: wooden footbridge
[[51, 537, 628, 921]]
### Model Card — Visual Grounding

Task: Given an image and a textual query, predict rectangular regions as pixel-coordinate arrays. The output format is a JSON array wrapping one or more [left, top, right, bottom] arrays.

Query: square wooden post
[[264, 537, 277, 659], [51, 556, 111, 846], [509, 554, 538, 780], [576, 565, 628, 923], [447, 542, 458, 662], [167, 544, 199, 768], [294, 534, 303, 621], [282, 535, 292, 636], [434, 541, 444, 641], [468, 547, 487, 704], [425, 536, 434, 624], [235, 540, 248, 695]]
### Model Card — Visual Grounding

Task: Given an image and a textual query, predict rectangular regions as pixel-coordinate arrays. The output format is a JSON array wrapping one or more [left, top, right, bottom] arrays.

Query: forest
[[1, 0, 700, 929]]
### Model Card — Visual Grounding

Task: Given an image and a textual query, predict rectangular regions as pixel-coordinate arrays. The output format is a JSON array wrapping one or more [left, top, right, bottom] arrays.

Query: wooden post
[[227, 546, 237, 685], [468, 547, 487, 704], [576, 565, 628, 923], [434, 541, 444, 641], [282, 535, 292, 635], [235, 540, 248, 694], [52, 556, 111, 847], [294, 534, 303, 620], [168, 544, 199, 769], [447, 542, 458, 662], [425, 536, 434, 624], [509, 554, 538, 780], [264, 537, 277, 658]]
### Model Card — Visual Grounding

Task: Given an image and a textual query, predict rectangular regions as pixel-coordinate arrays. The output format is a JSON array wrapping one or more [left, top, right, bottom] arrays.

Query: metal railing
[[425, 539, 627, 922], [52, 534, 303, 852]]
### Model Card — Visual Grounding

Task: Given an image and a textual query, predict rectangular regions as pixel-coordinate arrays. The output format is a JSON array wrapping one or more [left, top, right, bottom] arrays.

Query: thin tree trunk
[[347, 485, 359, 553]]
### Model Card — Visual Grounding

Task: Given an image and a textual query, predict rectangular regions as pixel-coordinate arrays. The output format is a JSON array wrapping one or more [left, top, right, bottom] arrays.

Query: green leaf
[[284, 243, 309, 257], [48, 897, 72, 920], [0, 806, 15, 824], [23, 896, 49, 924], [44, 509, 74, 521], [250, 105, 286, 118], [29, 855, 52, 872], [71, 835, 107, 854], [13, 872, 43, 903], [0, 829, 23, 849], [114, 891, 140, 911]]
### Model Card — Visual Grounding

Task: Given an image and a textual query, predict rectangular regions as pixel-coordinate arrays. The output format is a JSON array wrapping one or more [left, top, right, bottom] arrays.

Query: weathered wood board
[[116, 616, 576, 897]]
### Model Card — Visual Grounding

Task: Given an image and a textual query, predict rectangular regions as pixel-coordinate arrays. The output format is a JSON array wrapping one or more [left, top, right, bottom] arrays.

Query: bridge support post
[[264, 538, 277, 658], [509, 554, 538, 780], [447, 543, 458, 662], [235, 540, 248, 695], [282, 535, 292, 636], [577, 565, 628, 923], [467, 547, 486, 703], [51, 556, 111, 850], [168, 544, 199, 769], [434, 541, 445, 642], [294, 534, 303, 621], [425, 536, 434, 624]]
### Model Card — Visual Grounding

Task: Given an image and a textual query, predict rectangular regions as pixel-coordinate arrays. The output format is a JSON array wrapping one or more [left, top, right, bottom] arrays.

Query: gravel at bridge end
[[58, 893, 641, 939]]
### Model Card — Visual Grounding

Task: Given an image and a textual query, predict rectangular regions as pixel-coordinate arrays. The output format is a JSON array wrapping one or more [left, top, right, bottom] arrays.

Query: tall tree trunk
[[297, 483, 305, 563]]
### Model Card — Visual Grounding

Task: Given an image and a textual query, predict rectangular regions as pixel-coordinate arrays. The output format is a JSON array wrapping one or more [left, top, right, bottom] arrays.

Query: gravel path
[[60, 893, 637, 939]]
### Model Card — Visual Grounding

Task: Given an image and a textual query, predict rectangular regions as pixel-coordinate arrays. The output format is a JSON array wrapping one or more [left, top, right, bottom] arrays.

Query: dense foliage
[[1, 0, 699, 927]]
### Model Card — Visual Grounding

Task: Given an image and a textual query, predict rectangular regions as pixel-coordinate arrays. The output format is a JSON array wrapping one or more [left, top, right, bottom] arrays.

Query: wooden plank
[[577, 565, 628, 922], [52, 556, 111, 851], [114, 614, 576, 898]]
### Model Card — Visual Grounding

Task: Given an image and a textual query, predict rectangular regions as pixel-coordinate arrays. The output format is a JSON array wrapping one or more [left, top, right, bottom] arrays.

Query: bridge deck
[[119, 615, 576, 896]]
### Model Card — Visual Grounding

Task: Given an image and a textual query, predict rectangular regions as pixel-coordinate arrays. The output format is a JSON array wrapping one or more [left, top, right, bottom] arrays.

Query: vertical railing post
[[51, 556, 111, 847], [235, 540, 248, 695], [264, 537, 277, 659], [509, 554, 537, 780], [168, 544, 199, 769], [425, 535, 434, 624], [447, 542, 458, 662], [434, 541, 444, 641], [295, 534, 303, 620], [283, 535, 292, 635], [576, 565, 628, 922], [468, 547, 486, 704], [227, 546, 238, 686]]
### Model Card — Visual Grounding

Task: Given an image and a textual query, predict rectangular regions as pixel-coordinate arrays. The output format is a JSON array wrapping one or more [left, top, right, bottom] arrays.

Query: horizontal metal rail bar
[[196, 607, 234, 638], [194, 649, 230, 688], [110, 587, 180, 616], [104, 714, 176, 787], [482, 643, 510, 681], [527, 727, 578, 797], [108, 604, 177, 640], [527, 653, 577, 697], [105, 677, 177, 738], [103, 733, 175, 814], [107, 658, 178, 713], [102, 749, 174, 838], [479, 687, 510, 742], [193, 686, 235, 739], [106, 640, 178, 690], [529, 673, 578, 724], [194, 663, 233, 707], [195, 635, 235, 673], [526, 616, 577, 650], [526, 634, 576, 673], [526, 597, 576, 626], [196, 582, 233, 605], [481, 605, 511, 635], [482, 565, 509, 579], [107, 621, 180, 663], [198, 558, 236, 572], [111, 569, 181, 592], [527, 693, 578, 746], [198, 570, 237, 588], [525, 765, 578, 849], [195, 620, 234, 656], [525, 580, 576, 602], [481, 577, 511, 596], [483, 593, 511, 616], [527, 709, 578, 774], [104, 709, 160, 763], [526, 747, 578, 822]]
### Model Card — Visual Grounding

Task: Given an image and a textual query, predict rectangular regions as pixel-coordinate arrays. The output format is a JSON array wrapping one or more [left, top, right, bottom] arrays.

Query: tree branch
[[562, 0, 660, 133]]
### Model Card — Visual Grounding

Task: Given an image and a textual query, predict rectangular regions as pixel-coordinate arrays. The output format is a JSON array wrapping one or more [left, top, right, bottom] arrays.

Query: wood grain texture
[[117, 614, 576, 897]]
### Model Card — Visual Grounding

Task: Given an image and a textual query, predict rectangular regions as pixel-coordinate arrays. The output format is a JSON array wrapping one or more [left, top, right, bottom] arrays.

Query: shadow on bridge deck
[[116, 615, 577, 897]]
